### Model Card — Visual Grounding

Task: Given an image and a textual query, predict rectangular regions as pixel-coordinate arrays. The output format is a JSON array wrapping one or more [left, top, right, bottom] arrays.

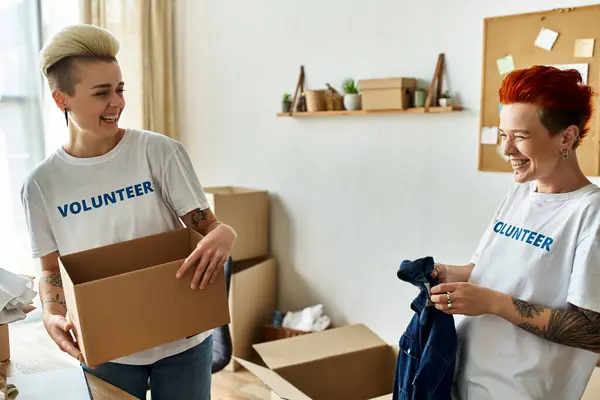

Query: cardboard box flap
[[204, 186, 265, 196], [359, 77, 416, 90], [253, 324, 387, 370], [234, 358, 311, 400], [59, 228, 202, 284]]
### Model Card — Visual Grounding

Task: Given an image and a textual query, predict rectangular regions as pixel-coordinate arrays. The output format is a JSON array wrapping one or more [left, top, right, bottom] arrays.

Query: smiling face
[[52, 59, 125, 137], [499, 103, 569, 183]]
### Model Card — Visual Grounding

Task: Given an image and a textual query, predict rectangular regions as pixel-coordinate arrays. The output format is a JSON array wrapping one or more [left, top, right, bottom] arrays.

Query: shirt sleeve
[[567, 229, 600, 313], [161, 141, 210, 217], [20, 181, 58, 258]]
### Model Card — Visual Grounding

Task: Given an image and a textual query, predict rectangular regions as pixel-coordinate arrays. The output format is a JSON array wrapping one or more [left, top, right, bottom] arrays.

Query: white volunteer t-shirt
[[20, 128, 212, 365], [452, 181, 600, 400]]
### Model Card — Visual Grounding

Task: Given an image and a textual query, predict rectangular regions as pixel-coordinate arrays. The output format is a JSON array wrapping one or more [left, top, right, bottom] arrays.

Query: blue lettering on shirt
[[57, 180, 155, 217], [493, 220, 553, 251]]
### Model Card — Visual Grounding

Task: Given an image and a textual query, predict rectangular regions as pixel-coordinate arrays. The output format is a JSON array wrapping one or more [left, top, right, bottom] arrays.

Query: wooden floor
[[211, 369, 270, 400], [7, 308, 270, 400]]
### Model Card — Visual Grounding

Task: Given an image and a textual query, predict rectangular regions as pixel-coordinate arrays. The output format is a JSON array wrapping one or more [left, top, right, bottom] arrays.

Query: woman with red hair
[[429, 65, 600, 399]]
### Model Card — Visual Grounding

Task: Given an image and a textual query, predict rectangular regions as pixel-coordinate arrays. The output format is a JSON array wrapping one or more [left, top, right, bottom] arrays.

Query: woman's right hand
[[43, 313, 83, 363]]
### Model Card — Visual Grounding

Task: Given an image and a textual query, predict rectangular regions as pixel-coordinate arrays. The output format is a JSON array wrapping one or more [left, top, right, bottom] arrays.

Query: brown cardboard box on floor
[[58, 227, 230, 367], [236, 324, 397, 400], [0, 324, 9, 362], [226, 256, 277, 371], [204, 186, 269, 261], [583, 367, 600, 399], [359, 77, 417, 110]]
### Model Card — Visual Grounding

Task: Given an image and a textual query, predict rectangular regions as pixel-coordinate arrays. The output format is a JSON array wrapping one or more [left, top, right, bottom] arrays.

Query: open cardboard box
[[0, 324, 9, 362], [235, 324, 397, 400], [58, 227, 230, 366]]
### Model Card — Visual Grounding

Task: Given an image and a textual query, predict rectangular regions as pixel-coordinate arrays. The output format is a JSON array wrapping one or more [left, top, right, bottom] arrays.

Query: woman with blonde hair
[[21, 24, 235, 399]]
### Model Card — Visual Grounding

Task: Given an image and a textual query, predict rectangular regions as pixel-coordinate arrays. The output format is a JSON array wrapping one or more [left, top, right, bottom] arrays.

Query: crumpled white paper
[[282, 304, 331, 332], [0, 268, 37, 325]]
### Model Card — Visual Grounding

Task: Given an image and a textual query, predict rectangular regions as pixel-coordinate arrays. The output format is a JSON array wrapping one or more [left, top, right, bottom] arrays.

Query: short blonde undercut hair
[[39, 24, 120, 95]]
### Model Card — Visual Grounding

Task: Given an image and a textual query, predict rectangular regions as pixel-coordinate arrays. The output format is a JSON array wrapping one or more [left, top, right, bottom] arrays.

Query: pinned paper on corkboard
[[546, 63, 589, 83], [481, 126, 499, 145], [574, 38, 595, 58], [496, 55, 515, 75], [535, 28, 559, 51]]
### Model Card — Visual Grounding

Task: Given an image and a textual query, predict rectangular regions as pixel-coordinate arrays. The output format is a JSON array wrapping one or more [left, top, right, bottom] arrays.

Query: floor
[[211, 369, 270, 400], [9, 307, 270, 400]]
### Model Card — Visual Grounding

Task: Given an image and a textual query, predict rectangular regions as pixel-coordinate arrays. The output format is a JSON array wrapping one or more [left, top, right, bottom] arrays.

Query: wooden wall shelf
[[277, 106, 464, 117]]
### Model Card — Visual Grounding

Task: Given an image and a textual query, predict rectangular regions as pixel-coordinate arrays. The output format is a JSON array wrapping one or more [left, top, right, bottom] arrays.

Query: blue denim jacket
[[393, 256, 457, 400]]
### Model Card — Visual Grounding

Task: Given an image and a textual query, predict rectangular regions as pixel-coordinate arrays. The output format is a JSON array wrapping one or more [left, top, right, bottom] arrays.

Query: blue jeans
[[82, 335, 213, 400]]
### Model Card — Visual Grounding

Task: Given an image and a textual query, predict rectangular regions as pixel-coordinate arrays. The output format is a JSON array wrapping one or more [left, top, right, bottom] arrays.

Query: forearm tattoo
[[512, 298, 544, 318], [512, 297, 600, 352], [44, 273, 63, 288], [191, 208, 208, 227], [43, 293, 67, 311]]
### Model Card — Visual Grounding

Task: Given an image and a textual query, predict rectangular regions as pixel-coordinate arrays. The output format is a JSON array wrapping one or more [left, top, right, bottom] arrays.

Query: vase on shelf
[[438, 98, 451, 107], [343, 93, 361, 111], [412, 89, 427, 108]]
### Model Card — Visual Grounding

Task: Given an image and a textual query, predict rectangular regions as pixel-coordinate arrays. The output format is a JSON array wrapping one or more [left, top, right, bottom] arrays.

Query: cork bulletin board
[[479, 5, 600, 176]]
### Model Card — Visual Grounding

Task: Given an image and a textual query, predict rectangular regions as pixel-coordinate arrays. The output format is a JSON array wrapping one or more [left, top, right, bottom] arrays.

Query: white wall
[[174, 0, 600, 344]]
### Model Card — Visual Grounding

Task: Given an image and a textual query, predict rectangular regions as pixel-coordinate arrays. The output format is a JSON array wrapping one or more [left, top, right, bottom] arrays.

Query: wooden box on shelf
[[359, 77, 417, 110]]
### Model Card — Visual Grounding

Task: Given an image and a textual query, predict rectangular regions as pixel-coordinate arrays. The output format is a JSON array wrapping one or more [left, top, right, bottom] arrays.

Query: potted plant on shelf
[[342, 78, 361, 111], [438, 90, 452, 107], [282, 93, 292, 112]]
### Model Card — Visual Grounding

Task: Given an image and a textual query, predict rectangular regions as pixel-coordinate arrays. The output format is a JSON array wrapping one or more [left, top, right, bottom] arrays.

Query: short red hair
[[498, 65, 595, 147]]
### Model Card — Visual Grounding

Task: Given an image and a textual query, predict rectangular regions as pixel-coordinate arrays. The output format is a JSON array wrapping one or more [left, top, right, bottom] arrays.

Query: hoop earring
[[64, 108, 69, 127], [562, 149, 569, 160]]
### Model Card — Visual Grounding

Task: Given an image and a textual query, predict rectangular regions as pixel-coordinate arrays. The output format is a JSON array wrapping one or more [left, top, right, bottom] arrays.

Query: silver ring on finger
[[446, 292, 451, 301]]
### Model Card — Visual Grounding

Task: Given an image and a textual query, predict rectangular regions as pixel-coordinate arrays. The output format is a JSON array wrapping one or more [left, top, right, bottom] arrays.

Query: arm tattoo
[[513, 298, 600, 352], [512, 298, 544, 319], [191, 208, 208, 227], [517, 322, 546, 337], [43, 293, 67, 310], [43, 273, 63, 288]]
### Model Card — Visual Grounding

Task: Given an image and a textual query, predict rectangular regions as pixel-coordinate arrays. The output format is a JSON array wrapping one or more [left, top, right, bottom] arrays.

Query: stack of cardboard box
[[207, 189, 400, 398], [203, 186, 277, 371]]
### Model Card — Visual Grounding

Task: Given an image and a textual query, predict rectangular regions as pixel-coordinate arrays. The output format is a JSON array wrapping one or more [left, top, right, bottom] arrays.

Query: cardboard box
[[236, 324, 397, 399], [583, 367, 600, 399], [204, 186, 269, 261], [260, 324, 311, 343], [58, 227, 230, 366], [226, 256, 277, 371], [0, 324, 9, 362], [359, 77, 417, 110]]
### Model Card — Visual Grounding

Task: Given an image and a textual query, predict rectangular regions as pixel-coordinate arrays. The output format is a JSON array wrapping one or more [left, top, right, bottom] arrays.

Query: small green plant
[[283, 93, 292, 102], [440, 90, 451, 99], [343, 78, 359, 94]]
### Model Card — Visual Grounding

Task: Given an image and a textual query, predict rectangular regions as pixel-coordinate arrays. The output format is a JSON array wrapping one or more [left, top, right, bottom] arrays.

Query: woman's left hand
[[176, 224, 236, 289], [430, 282, 500, 316]]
